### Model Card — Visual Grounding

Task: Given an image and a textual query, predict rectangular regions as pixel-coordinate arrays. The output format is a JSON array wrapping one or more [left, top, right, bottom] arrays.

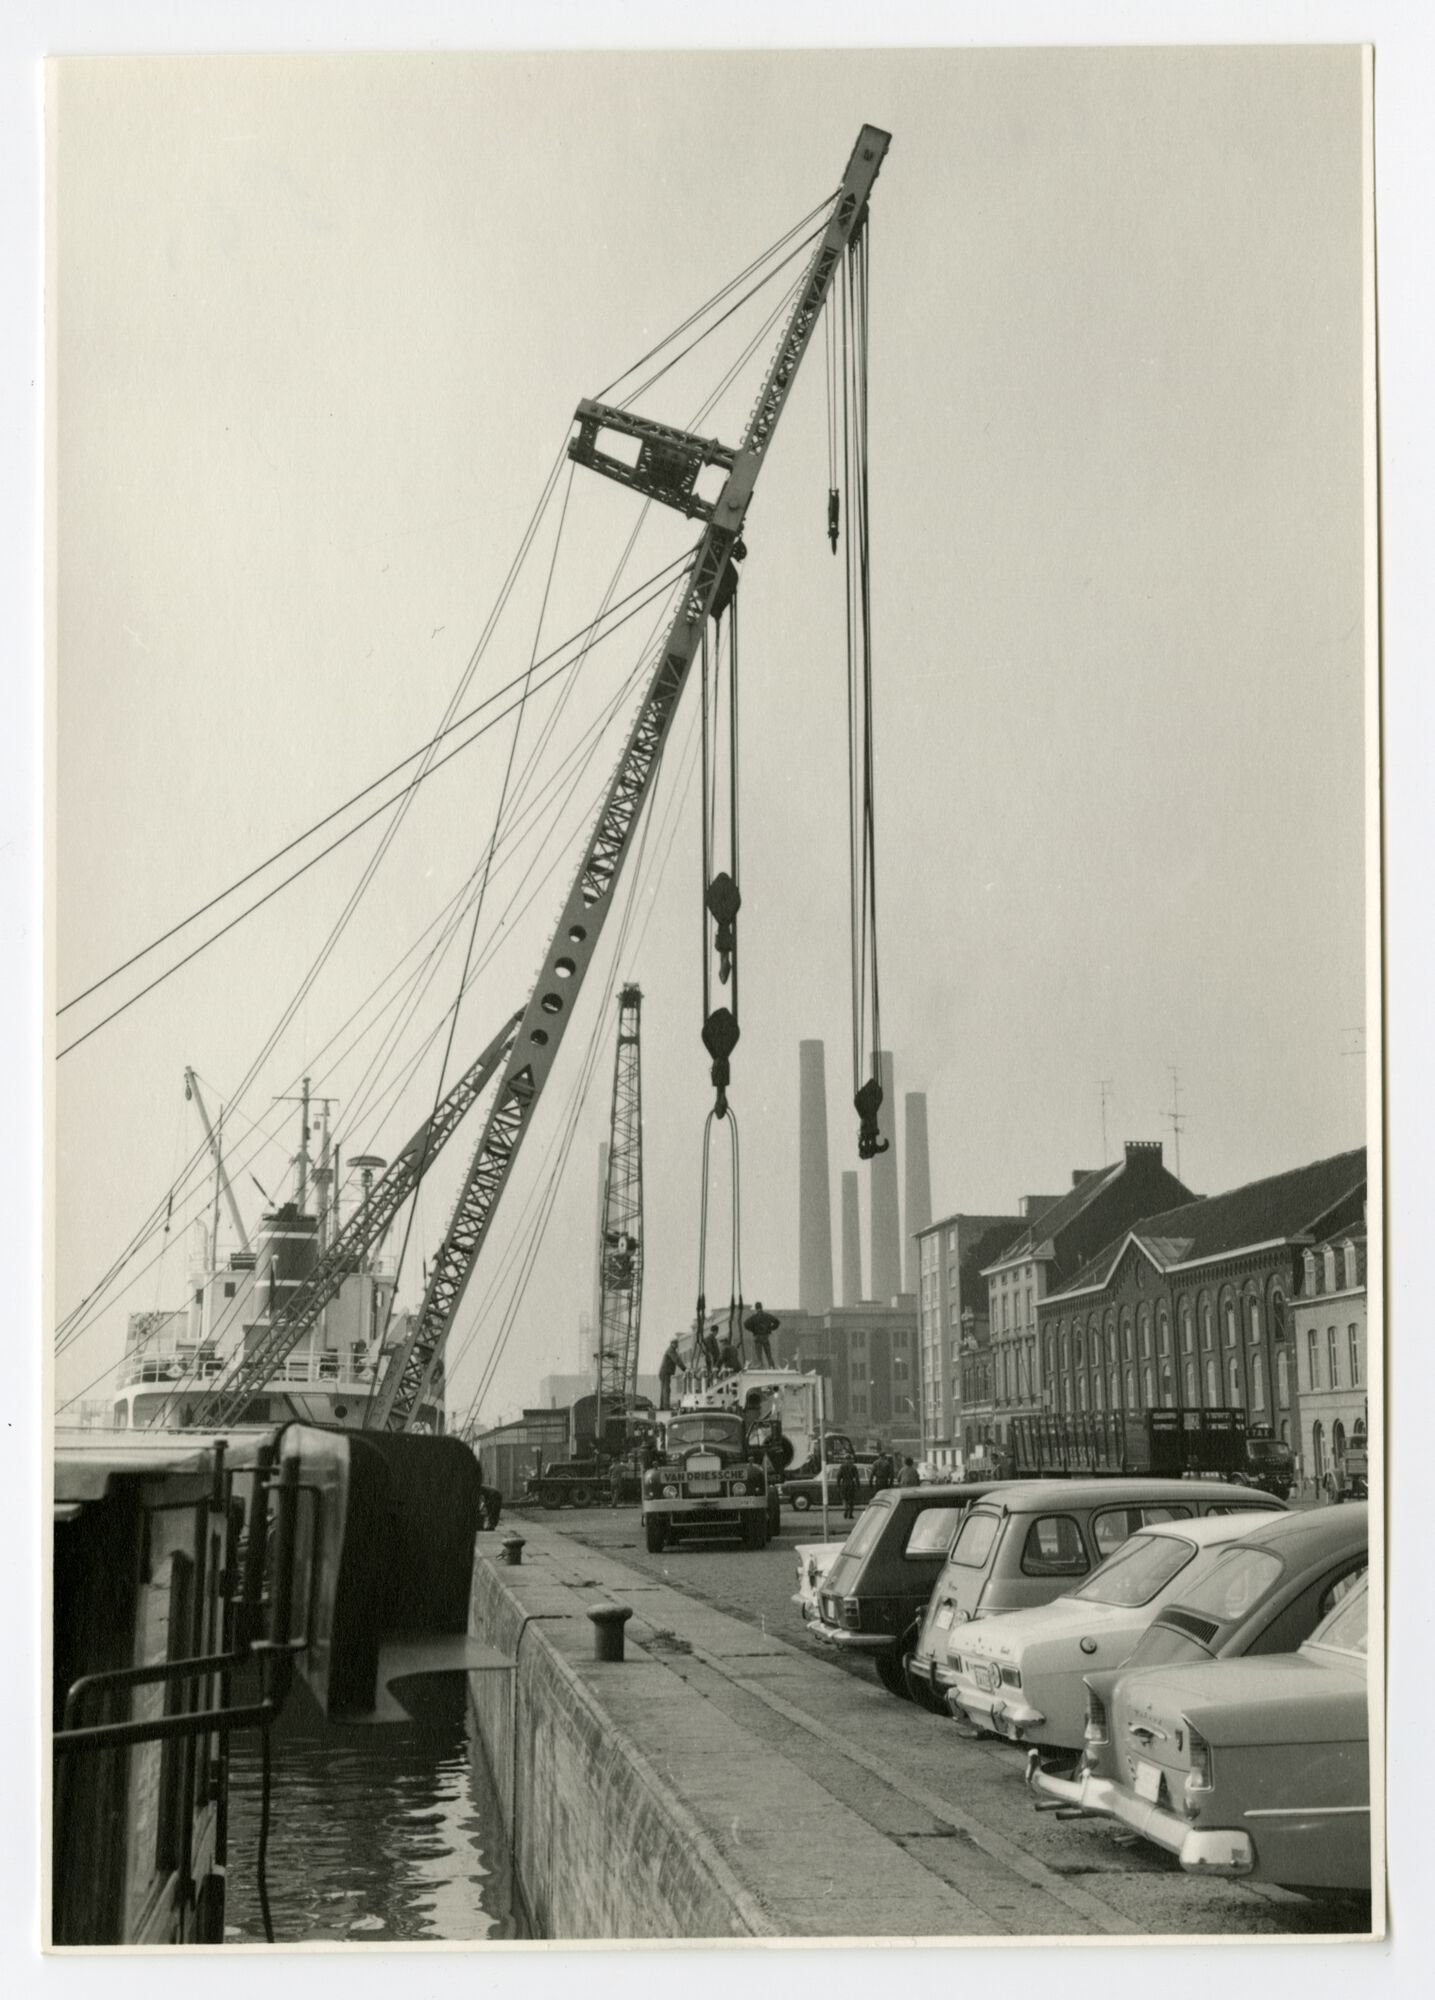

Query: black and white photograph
[[29, 17, 1400, 1959]]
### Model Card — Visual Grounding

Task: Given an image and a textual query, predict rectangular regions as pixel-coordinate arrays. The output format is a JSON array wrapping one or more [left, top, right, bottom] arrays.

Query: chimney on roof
[[902, 1093, 932, 1293], [841, 1170, 862, 1305], [798, 1041, 835, 1312], [1124, 1140, 1164, 1164]]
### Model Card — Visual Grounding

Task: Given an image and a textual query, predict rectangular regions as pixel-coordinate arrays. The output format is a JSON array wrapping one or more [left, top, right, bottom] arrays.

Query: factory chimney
[[840, 1171, 862, 1306], [798, 1040, 835, 1312], [868, 1049, 901, 1304], [903, 1093, 932, 1293]]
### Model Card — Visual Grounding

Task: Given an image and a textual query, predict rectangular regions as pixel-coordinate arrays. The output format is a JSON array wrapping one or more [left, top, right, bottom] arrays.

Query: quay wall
[[467, 1544, 774, 1941]]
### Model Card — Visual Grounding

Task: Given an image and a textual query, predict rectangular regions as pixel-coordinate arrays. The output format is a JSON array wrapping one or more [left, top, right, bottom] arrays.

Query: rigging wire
[[596, 190, 836, 401], [56, 554, 694, 1051], [59, 222, 818, 1398], [52, 600, 682, 1376]]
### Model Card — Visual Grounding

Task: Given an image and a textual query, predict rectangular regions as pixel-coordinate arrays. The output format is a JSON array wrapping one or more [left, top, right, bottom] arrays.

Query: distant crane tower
[[596, 985, 644, 1414]]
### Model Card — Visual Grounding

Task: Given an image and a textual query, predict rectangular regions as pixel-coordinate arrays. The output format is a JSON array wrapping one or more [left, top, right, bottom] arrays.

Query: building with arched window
[[1291, 1225, 1369, 1495], [1036, 1149, 1367, 1438]]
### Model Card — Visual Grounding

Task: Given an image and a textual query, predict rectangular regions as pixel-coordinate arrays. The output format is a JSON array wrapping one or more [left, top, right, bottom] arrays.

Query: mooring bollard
[[587, 1601, 633, 1662], [499, 1531, 526, 1567]]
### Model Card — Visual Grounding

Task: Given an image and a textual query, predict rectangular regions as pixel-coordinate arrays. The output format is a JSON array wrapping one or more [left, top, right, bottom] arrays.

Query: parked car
[[907, 1478, 1286, 1714], [792, 1540, 847, 1625], [806, 1484, 992, 1696], [1028, 1503, 1368, 1811], [943, 1511, 1280, 1750], [781, 1454, 878, 1512], [1027, 1572, 1371, 1894]]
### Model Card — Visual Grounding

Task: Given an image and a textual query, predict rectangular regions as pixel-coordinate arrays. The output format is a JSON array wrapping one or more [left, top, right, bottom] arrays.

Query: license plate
[[972, 1661, 999, 1694], [935, 1603, 953, 1630], [1134, 1758, 1163, 1804]]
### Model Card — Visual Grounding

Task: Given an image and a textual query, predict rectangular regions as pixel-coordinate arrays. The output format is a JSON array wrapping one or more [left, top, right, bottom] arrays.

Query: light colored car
[[1027, 1573, 1371, 1892], [907, 1478, 1285, 1713], [943, 1513, 1278, 1751], [793, 1540, 847, 1624]]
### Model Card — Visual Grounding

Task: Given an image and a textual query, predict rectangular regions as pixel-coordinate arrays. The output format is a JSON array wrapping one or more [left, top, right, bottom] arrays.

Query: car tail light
[[1182, 1719, 1213, 1813], [842, 1597, 862, 1631], [1084, 1686, 1109, 1747]]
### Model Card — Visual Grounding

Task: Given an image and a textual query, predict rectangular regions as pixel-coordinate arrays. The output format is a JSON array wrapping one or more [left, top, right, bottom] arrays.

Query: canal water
[[225, 1694, 523, 1944]]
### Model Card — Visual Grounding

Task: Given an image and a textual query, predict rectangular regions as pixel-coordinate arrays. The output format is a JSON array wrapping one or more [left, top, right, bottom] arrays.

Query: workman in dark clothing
[[479, 1484, 503, 1530], [743, 1302, 780, 1369], [835, 1454, 860, 1521], [704, 1324, 724, 1373], [609, 1458, 626, 1508], [870, 1451, 894, 1493], [658, 1336, 681, 1410], [717, 1335, 743, 1375], [896, 1456, 921, 1488]]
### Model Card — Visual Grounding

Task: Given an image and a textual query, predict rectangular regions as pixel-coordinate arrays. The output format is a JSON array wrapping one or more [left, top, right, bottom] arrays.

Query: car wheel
[[539, 1484, 563, 1511], [569, 1483, 594, 1509], [790, 1493, 811, 1512], [644, 1516, 667, 1554], [874, 1648, 914, 1701]]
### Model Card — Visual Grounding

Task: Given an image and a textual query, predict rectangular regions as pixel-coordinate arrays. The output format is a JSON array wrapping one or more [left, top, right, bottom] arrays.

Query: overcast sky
[[51, 47, 1370, 1425]]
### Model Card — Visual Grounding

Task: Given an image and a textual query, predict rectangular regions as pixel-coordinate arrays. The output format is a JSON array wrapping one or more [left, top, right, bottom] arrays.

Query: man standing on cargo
[[658, 1336, 681, 1410], [743, 1302, 779, 1369]]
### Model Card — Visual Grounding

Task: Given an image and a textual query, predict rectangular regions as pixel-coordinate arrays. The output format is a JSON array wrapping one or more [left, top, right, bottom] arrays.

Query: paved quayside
[[467, 1517, 1360, 1941]]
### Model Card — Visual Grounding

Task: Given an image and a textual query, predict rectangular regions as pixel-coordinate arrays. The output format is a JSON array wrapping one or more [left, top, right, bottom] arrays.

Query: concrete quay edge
[[465, 1520, 1121, 1943]]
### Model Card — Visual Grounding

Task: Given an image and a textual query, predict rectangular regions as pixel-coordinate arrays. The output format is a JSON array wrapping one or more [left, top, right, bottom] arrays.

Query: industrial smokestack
[[903, 1093, 932, 1293], [868, 1050, 900, 1304], [841, 1171, 862, 1306], [798, 1040, 834, 1313], [589, 1140, 608, 1373]]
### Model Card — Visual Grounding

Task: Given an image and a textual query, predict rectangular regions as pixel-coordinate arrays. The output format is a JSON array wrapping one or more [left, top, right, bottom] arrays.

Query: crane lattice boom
[[596, 985, 644, 1410]]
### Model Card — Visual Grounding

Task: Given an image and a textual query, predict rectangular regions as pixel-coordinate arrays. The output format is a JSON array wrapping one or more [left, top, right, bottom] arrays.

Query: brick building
[[1290, 1226, 1369, 1488], [1037, 1149, 1367, 1438], [981, 1142, 1194, 1445]]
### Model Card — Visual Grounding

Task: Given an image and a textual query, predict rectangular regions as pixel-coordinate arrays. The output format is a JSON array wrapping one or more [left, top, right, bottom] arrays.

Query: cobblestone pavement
[[518, 1499, 1375, 1939]]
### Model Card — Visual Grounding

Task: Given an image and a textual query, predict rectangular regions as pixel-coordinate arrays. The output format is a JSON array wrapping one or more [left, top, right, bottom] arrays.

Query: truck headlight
[[663, 1484, 679, 1498]]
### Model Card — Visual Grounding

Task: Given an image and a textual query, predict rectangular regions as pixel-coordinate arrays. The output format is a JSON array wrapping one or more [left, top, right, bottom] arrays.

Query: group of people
[[833, 1448, 921, 1519], [656, 1303, 780, 1410]]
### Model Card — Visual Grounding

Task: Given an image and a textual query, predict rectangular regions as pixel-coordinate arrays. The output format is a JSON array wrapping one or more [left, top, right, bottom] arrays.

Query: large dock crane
[[369, 124, 891, 1433], [595, 983, 645, 1417]]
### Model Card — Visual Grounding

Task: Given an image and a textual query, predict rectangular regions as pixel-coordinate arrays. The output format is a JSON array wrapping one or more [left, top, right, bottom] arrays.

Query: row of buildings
[[917, 1142, 1369, 1486]]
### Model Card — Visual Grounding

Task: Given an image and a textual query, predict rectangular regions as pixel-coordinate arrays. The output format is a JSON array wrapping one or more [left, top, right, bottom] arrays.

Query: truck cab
[[641, 1409, 772, 1553]]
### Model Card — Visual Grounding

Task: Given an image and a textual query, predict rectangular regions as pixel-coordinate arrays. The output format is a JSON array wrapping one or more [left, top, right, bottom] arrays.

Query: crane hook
[[854, 1075, 889, 1159], [705, 872, 741, 984], [702, 1006, 739, 1119]]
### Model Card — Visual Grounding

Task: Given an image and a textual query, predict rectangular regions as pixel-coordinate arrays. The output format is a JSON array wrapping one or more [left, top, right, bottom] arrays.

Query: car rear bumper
[[1023, 1752, 1253, 1875], [813, 1625, 888, 1654], [947, 1683, 1045, 1739]]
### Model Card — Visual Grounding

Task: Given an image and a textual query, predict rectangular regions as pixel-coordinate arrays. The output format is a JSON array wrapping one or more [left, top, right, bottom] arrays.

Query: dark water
[[225, 1695, 523, 1944]]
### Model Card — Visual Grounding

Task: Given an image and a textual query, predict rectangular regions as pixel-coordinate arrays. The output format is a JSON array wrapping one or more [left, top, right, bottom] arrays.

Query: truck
[[988, 1409, 1295, 1498], [640, 1365, 831, 1552], [526, 1391, 657, 1510]]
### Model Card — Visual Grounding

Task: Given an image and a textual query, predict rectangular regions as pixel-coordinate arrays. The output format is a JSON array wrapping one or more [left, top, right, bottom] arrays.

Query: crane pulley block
[[568, 401, 737, 520]]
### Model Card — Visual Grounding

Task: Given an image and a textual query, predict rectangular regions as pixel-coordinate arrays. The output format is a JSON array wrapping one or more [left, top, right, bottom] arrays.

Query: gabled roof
[[1051, 1147, 1367, 1299], [980, 1160, 1124, 1274]]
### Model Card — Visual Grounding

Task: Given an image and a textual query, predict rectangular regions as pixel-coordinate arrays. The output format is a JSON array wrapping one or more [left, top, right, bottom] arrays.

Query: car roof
[[1206, 1500, 1368, 1558], [960, 1477, 1280, 1510], [1122, 1510, 1283, 1548]]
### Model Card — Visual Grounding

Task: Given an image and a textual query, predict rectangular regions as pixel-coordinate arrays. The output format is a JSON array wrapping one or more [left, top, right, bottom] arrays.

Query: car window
[[948, 1509, 1002, 1569], [1092, 1503, 1192, 1555], [1071, 1531, 1199, 1607], [840, 1506, 887, 1561], [1020, 1515, 1088, 1578], [1307, 1575, 1369, 1656], [1250, 1558, 1369, 1656], [1176, 1545, 1284, 1622], [903, 1506, 964, 1560]]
